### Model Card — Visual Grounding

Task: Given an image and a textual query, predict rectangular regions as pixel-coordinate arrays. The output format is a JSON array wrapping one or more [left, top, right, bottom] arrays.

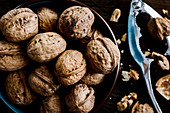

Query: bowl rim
[[0, 0, 120, 113]]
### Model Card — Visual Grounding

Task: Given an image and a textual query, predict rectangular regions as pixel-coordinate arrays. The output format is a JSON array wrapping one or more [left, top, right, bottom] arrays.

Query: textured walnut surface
[[86, 37, 120, 74], [0, 40, 29, 71], [28, 65, 60, 96], [27, 32, 66, 63], [58, 6, 94, 40], [81, 70, 105, 85], [40, 94, 65, 113], [65, 84, 95, 113], [0, 8, 38, 42], [54, 50, 86, 86], [37, 7, 58, 31], [5, 71, 36, 105]]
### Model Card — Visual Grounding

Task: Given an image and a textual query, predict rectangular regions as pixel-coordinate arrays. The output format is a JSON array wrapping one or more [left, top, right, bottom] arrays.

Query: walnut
[[27, 32, 66, 63], [0, 40, 29, 71], [117, 92, 137, 111], [162, 9, 168, 16], [65, 84, 95, 113], [40, 94, 65, 113], [81, 70, 105, 85], [5, 71, 36, 105], [147, 17, 170, 40], [58, 6, 94, 40], [86, 37, 120, 74], [152, 52, 169, 70], [0, 8, 38, 42], [54, 50, 87, 86], [121, 33, 127, 42], [28, 65, 60, 96], [121, 69, 139, 81], [129, 69, 139, 80], [110, 9, 121, 22], [156, 74, 170, 100], [131, 101, 154, 113], [37, 7, 58, 31]]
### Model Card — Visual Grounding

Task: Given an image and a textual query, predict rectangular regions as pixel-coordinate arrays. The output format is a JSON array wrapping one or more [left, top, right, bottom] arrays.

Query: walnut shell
[[40, 94, 65, 113], [58, 6, 94, 40], [27, 32, 66, 63], [0, 40, 29, 71], [147, 17, 170, 40], [28, 65, 60, 96], [0, 8, 38, 42], [65, 84, 95, 113], [54, 50, 87, 86], [5, 71, 36, 105], [37, 7, 58, 31], [81, 70, 105, 85], [86, 37, 120, 74]]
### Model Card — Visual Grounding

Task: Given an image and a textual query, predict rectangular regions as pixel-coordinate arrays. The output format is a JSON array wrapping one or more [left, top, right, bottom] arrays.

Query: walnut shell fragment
[[58, 6, 94, 40], [156, 74, 170, 100], [40, 94, 65, 113], [54, 50, 87, 86], [147, 17, 170, 41], [65, 84, 95, 113], [37, 7, 58, 31], [86, 37, 120, 74], [0, 8, 38, 42], [110, 8, 121, 22], [27, 32, 66, 63], [5, 71, 36, 105], [131, 101, 154, 113], [0, 40, 29, 71], [152, 52, 169, 70], [28, 65, 60, 96]]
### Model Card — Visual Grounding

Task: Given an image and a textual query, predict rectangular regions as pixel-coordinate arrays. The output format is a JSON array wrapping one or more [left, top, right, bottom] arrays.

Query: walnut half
[[152, 52, 170, 70]]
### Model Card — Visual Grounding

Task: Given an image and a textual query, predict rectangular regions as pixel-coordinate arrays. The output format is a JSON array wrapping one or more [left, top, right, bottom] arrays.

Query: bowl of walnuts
[[0, 0, 120, 112]]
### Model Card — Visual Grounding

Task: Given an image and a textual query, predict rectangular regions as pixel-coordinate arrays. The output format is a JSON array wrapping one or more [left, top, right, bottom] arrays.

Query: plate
[[0, 0, 120, 112]]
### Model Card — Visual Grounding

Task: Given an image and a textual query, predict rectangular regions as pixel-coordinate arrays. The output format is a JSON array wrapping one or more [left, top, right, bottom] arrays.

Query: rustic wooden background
[[0, 0, 170, 113]]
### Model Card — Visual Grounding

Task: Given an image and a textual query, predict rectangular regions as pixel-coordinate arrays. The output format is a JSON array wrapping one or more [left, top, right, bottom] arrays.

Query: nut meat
[[0, 40, 29, 71], [86, 37, 120, 74]]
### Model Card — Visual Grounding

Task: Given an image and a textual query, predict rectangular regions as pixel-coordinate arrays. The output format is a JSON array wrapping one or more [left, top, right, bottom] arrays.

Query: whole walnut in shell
[[81, 70, 105, 85], [37, 7, 58, 31], [58, 6, 94, 40], [86, 37, 120, 74], [0, 40, 29, 71], [147, 17, 170, 40], [65, 84, 95, 113], [54, 50, 87, 86], [27, 32, 66, 63], [5, 71, 36, 105], [0, 8, 38, 42], [28, 65, 60, 96], [40, 94, 65, 113]]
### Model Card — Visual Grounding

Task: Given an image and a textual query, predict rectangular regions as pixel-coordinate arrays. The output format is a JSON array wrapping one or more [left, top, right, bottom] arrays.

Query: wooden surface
[[0, 0, 170, 113]]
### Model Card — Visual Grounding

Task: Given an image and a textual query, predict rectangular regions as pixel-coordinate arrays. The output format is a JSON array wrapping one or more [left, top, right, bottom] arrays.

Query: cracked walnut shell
[[86, 37, 120, 74], [0, 8, 38, 42], [0, 40, 29, 71], [54, 50, 87, 86], [147, 17, 170, 41], [5, 71, 36, 105], [37, 7, 58, 31], [27, 32, 66, 63], [58, 6, 94, 40], [65, 84, 95, 113], [28, 65, 60, 96]]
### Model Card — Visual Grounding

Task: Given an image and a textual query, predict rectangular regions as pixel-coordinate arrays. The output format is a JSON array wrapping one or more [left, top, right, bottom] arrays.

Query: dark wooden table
[[0, 0, 169, 113]]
